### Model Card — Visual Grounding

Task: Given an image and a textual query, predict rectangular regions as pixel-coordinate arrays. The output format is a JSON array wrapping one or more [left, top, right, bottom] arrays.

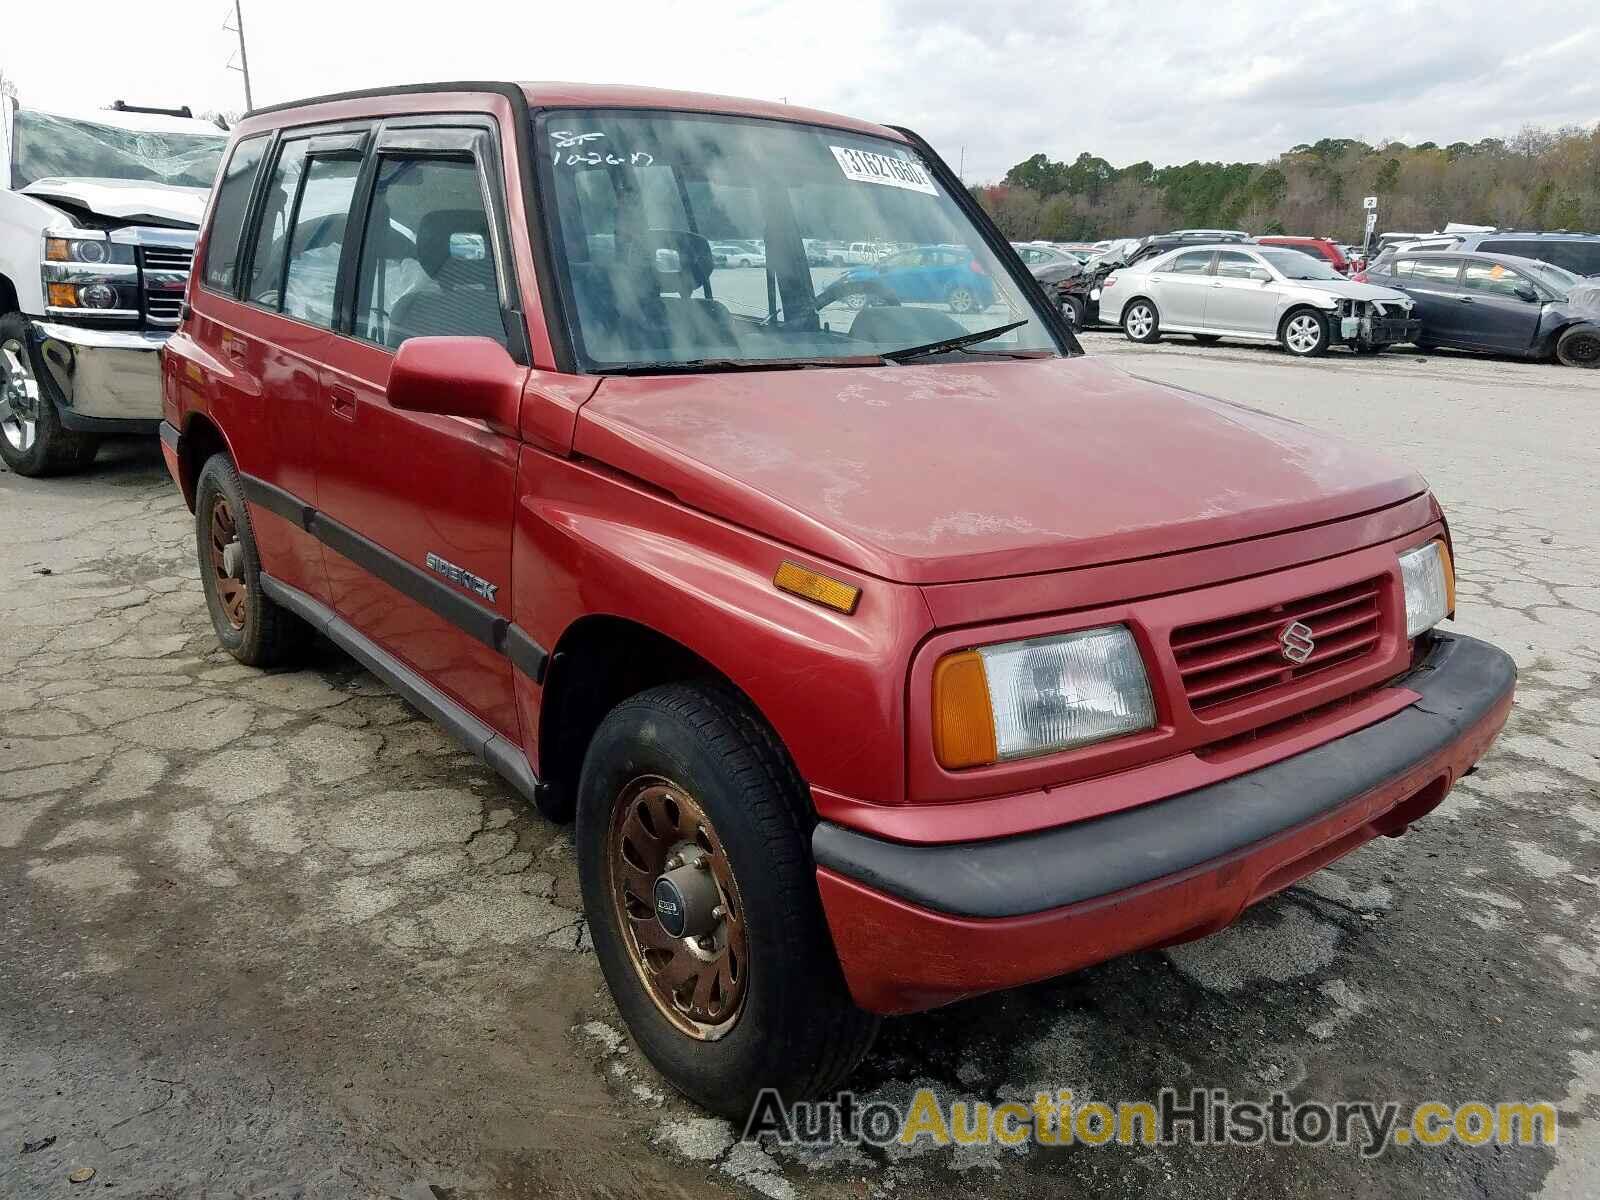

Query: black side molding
[[238, 471, 549, 683], [260, 573, 562, 820], [814, 634, 1515, 920], [158, 420, 182, 452]]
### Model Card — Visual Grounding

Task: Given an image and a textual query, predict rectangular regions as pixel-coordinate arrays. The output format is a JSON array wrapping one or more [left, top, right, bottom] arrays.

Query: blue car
[[835, 246, 996, 314]]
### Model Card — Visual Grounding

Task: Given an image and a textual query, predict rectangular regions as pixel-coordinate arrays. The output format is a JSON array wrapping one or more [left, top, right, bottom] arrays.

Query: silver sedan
[[1098, 244, 1420, 356]]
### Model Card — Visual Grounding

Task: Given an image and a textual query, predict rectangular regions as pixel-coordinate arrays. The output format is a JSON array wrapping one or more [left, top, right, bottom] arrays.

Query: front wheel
[[1059, 295, 1085, 330], [0, 312, 100, 477], [1281, 309, 1330, 357], [1556, 326, 1600, 369], [577, 681, 878, 1119], [1122, 299, 1161, 343]]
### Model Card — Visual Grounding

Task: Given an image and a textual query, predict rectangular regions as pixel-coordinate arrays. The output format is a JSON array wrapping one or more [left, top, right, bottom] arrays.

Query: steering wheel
[[767, 277, 901, 327]]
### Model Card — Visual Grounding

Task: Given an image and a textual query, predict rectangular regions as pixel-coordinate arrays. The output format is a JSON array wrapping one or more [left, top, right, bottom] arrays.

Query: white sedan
[[1098, 244, 1421, 356]]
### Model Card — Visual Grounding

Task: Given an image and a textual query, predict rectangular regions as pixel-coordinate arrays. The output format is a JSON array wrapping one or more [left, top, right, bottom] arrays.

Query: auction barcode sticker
[[830, 146, 938, 195]]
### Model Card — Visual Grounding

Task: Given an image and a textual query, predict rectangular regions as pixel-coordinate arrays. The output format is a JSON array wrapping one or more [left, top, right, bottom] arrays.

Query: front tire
[[1281, 308, 1330, 357], [1122, 299, 1161, 343], [1059, 295, 1085, 330], [194, 454, 311, 667], [577, 681, 878, 1119], [1556, 326, 1600, 369], [0, 313, 100, 477]]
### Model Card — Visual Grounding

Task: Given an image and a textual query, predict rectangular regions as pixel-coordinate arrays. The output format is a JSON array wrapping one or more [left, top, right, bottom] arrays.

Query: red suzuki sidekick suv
[[160, 81, 1516, 1118]]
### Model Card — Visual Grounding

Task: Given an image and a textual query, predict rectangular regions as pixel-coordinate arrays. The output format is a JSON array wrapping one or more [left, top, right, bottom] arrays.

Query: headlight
[[1398, 540, 1455, 638], [44, 235, 134, 266], [932, 625, 1156, 768]]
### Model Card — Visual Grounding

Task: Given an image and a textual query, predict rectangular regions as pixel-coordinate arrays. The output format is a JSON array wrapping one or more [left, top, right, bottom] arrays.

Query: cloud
[[4, 0, 1595, 183]]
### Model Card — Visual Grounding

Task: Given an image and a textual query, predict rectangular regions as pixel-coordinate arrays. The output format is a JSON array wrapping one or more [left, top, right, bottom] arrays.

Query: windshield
[[11, 110, 226, 190], [1259, 248, 1343, 281], [1523, 259, 1580, 295], [537, 110, 1061, 371]]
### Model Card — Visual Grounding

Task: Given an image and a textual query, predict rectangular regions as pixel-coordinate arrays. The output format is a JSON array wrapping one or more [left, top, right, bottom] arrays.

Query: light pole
[[226, 0, 254, 112]]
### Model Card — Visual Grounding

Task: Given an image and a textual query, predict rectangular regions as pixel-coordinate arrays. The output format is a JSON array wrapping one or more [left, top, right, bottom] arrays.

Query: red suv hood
[[574, 356, 1425, 585]]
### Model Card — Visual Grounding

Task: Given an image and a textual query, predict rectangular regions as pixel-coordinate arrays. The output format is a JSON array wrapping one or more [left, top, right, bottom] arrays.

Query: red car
[[1257, 235, 1352, 274], [160, 82, 1515, 1118]]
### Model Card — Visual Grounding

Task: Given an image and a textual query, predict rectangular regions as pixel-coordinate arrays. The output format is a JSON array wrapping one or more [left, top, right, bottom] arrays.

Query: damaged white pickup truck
[[0, 99, 225, 475]]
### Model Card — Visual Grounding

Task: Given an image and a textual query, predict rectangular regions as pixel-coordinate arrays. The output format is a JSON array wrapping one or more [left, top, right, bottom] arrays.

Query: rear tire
[[194, 453, 312, 668], [1122, 299, 1161, 343], [946, 285, 979, 315], [1059, 295, 1085, 330], [1281, 308, 1330, 357], [0, 312, 100, 477], [577, 680, 878, 1119], [1556, 326, 1600, 369]]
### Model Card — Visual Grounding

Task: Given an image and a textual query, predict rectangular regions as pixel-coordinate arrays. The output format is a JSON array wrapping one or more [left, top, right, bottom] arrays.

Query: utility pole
[[225, 0, 254, 112]]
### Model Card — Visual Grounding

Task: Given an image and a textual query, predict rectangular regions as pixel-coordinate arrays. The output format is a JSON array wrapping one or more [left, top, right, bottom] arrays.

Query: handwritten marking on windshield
[[549, 130, 655, 168]]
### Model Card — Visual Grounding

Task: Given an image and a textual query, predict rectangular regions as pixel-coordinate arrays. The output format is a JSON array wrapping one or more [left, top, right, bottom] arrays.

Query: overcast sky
[[5, 0, 1597, 181]]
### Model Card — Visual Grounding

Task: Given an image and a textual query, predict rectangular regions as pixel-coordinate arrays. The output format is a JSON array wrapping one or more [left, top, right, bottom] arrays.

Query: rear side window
[[1408, 258, 1461, 285], [1168, 251, 1212, 274], [245, 141, 308, 309], [1481, 239, 1600, 276], [282, 156, 361, 328], [202, 135, 267, 292], [351, 156, 506, 350]]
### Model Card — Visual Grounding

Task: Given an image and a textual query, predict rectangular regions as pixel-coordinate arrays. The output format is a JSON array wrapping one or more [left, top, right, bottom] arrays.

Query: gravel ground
[[2, 333, 1597, 1199]]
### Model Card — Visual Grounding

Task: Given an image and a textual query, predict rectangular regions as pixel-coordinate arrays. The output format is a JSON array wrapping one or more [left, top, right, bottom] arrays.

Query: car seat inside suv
[[387, 209, 507, 346]]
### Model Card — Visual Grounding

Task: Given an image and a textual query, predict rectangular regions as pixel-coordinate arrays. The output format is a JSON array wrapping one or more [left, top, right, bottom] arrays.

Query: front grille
[[1171, 576, 1386, 715], [139, 245, 194, 272], [144, 294, 184, 322]]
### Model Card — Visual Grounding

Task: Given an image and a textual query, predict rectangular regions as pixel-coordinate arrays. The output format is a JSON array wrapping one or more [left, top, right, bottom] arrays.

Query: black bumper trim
[[813, 633, 1514, 920], [58, 412, 163, 435], [158, 419, 182, 452]]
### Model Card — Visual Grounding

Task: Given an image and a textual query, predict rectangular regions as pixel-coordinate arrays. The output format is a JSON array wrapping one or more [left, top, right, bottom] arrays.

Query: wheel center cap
[[653, 854, 722, 940], [221, 541, 244, 578]]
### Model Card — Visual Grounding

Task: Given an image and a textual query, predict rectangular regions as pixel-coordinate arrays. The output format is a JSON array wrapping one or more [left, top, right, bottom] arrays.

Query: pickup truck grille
[[139, 245, 195, 272], [1171, 576, 1386, 716]]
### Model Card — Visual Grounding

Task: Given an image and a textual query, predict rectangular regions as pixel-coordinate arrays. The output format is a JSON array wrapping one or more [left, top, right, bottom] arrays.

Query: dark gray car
[[1363, 250, 1600, 367]]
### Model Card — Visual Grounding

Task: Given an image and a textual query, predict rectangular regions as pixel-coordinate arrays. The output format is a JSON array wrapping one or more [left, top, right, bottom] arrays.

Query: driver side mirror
[[1513, 284, 1540, 303], [1250, 268, 1272, 283], [388, 336, 525, 434]]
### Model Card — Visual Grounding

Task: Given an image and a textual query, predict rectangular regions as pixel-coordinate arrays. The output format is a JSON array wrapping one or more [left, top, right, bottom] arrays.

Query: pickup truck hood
[[575, 356, 1426, 585], [19, 177, 208, 228]]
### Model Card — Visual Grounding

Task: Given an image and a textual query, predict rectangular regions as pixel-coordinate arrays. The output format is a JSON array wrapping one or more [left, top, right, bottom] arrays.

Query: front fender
[[511, 450, 933, 803]]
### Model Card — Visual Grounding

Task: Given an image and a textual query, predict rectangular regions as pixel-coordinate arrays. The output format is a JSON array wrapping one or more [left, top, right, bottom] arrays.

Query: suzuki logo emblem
[[1279, 620, 1316, 665]]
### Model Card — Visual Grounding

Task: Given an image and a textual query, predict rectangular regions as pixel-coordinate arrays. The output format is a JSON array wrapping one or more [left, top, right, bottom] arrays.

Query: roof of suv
[[240, 80, 902, 142]]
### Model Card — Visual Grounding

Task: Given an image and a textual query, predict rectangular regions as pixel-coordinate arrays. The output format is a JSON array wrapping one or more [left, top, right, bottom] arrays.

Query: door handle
[[329, 384, 358, 421], [1458, 296, 1475, 303], [1210, 281, 1223, 288]]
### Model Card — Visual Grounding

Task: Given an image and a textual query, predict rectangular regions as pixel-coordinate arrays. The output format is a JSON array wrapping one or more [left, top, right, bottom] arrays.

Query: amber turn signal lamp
[[1437, 539, 1456, 613], [773, 560, 860, 614], [932, 650, 998, 769], [45, 237, 71, 262], [47, 282, 79, 307]]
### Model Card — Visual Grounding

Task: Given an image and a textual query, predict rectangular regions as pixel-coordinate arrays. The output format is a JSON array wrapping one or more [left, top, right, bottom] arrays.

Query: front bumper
[[1339, 314, 1422, 347], [27, 320, 169, 432], [813, 633, 1515, 1015]]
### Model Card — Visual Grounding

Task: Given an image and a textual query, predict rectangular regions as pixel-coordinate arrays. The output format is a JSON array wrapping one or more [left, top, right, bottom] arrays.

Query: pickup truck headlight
[[932, 625, 1156, 768], [45, 235, 135, 266], [1398, 540, 1455, 638]]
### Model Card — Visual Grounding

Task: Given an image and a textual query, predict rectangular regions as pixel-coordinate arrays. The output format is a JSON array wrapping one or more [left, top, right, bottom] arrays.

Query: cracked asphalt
[[3, 336, 1598, 1199]]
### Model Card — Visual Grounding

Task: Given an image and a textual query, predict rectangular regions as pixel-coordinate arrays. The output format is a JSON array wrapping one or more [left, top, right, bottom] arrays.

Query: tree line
[[972, 124, 1600, 244]]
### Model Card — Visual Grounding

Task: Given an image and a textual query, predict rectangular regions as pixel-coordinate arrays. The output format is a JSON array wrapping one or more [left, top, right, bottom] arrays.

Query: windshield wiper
[[882, 319, 1029, 364], [594, 354, 886, 375]]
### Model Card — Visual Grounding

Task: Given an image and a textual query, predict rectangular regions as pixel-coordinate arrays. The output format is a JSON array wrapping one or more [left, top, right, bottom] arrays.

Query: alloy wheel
[[209, 496, 248, 630], [948, 287, 975, 314], [1126, 305, 1154, 340], [1285, 314, 1323, 354], [0, 338, 40, 454], [607, 775, 749, 1040]]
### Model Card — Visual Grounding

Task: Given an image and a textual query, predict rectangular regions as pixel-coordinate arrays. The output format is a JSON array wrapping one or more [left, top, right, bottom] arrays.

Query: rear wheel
[[577, 681, 878, 1119], [946, 285, 979, 314], [194, 453, 311, 667], [1281, 309, 1330, 357], [0, 313, 100, 477], [1059, 295, 1085, 330], [1556, 326, 1600, 369], [1122, 299, 1160, 343]]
